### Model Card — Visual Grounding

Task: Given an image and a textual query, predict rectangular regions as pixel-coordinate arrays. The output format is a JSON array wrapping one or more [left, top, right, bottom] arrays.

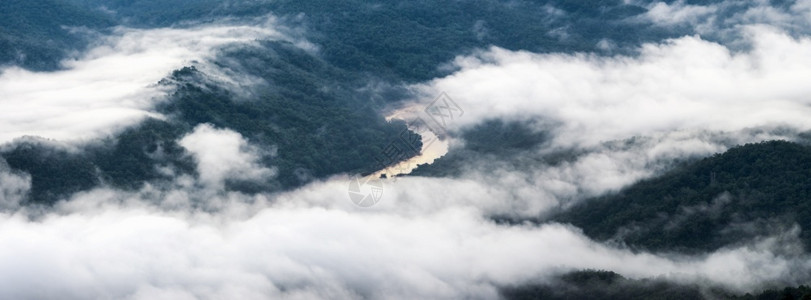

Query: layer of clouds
[[0, 17, 291, 145], [636, 0, 811, 39], [402, 25, 811, 214], [0, 181, 808, 300], [419, 26, 811, 148]]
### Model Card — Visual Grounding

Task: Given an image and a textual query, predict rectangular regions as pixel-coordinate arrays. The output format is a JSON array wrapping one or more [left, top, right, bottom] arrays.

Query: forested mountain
[[557, 141, 811, 253], [1, 39, 420, 202], [157, 42, 421, 188], [0, 0, 113, 70], [50, 0, 791, 81], [421, 136, 811, 255], [19, 0, 679, 79], [2, 0, 670, 202]]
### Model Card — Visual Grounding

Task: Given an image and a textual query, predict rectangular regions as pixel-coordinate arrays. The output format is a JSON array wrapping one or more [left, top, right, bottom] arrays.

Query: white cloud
[[636, 0, 811, 39], [0, 18, 290, 145], [420, 26, 811, 150], [179, 124, 275, 189], [644, 1, 718, 26], [0, 159, 30, 210]]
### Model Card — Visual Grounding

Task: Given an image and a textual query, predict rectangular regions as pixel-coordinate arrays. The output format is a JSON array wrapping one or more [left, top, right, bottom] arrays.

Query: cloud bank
[[0, 18, 289, 145], [400, 25, 811, 215], [0, 181, 808, 300], [636, 0, 811, 42], [421, 26, 811, 148]]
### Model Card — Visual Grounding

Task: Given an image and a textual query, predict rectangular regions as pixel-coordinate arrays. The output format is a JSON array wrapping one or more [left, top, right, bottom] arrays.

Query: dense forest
[[0, 0, 113, 70], [63, 0, 653, 81], [5, 0, 686, 79]]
